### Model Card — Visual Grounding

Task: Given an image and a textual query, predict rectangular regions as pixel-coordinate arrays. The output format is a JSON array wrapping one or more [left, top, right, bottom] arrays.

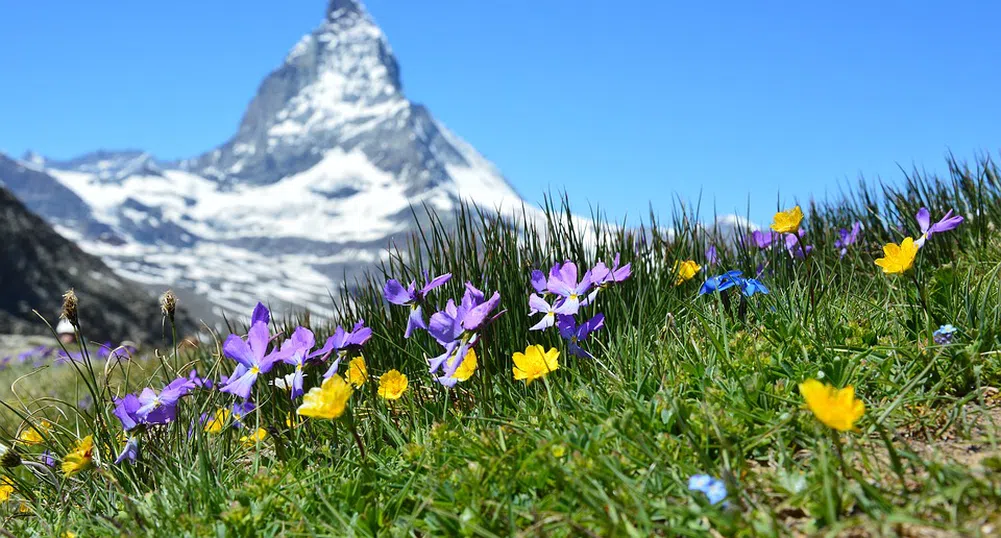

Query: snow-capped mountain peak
[[4, 0, 523, 321]]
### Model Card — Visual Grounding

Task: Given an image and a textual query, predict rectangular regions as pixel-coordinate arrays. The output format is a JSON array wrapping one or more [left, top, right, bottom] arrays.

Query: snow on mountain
[[2, 0, 526, 320]]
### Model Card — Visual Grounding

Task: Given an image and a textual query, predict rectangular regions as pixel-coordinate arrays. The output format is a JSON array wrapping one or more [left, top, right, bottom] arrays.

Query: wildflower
[[427, 282, 502, 385], [186, 369, 212, 390], [933, 324, 957, 345], [114, 437, 139, 465], [384, 272, 452, 337], [297, 375, 353, 420], [61, 435, 94, 477], [528, 294, 559, 331], [551, 445, 566, 458], [251, 302, 270, 326], [530, 269, 548, 294], [113, 394, 145, 431], [688, 474, 728, 505], [799, 379, 865, 432], [18, 419, 51, 445], [706, 245, 719, 266], [221, 321, 285, 399], [673, 260, 701, 285], [915, 207, 964, 247], [230, 401, 256, 428], [136, 376, 196, 423], [451, 348, 478, 382], [347, 356, 368, 388], [278, 326, 314, 399], [512, 345, 560, 385], [557, 313, 604, 358], [749, 230, 775, 249], [378, 370, 408, 400], [874, 237, 918, 274], [698, 270, 743, 295], [240, 428, 268, 447], [835, 221, 863, 258], [783, 230, 813, 259], [321, 320, 374, 379], [203, 408, 230, 433], [770, 205, 803, 234], [0, 477, 12, 502], [738, 277, 769, 297], [591, 253, 632, 287], [546, 261, 593, 315]]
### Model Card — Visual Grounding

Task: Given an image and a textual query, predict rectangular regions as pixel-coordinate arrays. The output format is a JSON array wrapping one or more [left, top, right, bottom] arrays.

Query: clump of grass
[[1, 155, 1001, 536]]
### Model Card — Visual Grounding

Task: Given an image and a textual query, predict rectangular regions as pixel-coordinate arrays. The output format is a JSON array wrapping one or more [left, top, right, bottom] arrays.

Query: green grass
[[2, 155, 1001, 536]]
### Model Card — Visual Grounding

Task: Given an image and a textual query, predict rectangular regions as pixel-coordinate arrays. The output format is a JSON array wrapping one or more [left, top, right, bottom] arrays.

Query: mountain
[[0, 186, 189, 342], [3, 0, 523, 319]]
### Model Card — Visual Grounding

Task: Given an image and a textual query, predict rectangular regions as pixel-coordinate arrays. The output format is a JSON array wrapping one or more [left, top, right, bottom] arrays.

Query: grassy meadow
[[2, 156, 1001, 536]]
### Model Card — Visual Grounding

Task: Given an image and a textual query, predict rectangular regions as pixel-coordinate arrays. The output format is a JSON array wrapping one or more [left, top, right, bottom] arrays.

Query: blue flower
[[933, 324, 957, 345], [699, 271, 743, 295], [114, 436, 139, 465], [688, 473, 728, 505]]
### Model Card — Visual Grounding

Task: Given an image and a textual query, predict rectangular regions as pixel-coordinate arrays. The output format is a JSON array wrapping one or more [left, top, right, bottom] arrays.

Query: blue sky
[[1, 1, 998, 223]]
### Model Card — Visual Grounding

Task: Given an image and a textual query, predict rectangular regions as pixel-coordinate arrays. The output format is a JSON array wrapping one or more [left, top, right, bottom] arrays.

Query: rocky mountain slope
[[3, 0, 523, 319], [0, 186, 187, 343]]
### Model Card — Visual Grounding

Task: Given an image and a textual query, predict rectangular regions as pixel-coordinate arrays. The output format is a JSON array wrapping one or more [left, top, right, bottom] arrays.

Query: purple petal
[[220, 369, 259, 400], [579, 313, 605, 340], [246, 322, 271, 362], [307, 335, 336, 362], [223, 334, 256, 369], [529, 313, 556, 331], [384, 279, 415, 305], [322, 356, 345, 379], [461, 291, 501, 332], [530, 270, 548, 293], [553, 295, 580, 316], [421, 273, 452, 295], [290, 369, 304, 400], [929, 210, 964, 235], [528, 294, 551, 315], [405, 305, 426, 339], [916, 207, 931, 234], [251, 302, 270, 326]]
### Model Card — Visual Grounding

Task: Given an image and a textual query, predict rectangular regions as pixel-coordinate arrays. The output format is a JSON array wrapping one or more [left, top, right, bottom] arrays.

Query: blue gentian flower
[[699, 271, 743, 295]]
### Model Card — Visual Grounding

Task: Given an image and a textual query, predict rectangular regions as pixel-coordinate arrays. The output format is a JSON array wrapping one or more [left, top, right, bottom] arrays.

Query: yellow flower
[[512, 345, 560, 385], [377, 369, 408, 400], [550, 445, 566, 458], [451, 348, 478, 382], [0, 477, 13, 502], [63, 533, 78, 538], [240, 428, 268, 447], [770, 205, 803, 233], [18, 419, 52, 445], [347, 356, 368, 388], [297, 375, 353, 420], [203, 408, 230, 433], [673, 260, 701, 285], [61, 435, 94, 477], [799, 379, 865, 432], [874, 237, 918, 275]]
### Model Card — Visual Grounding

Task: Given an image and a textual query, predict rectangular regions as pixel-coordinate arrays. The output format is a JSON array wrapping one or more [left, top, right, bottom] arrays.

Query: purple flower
[[251, 302, 270, 326], [528, 294, 558, 331], [427, 283, 502, 385], [750, 230, 775, 249], [230, 401, 256, 428], [546, 262, 593, 315], [135, 376, 196, 423], [557, 313, 605, 358], [384, 273, 451, 338], [113, 394, 143, 431], [706, 245, 719, 266], [699, 270, 743, 295], [220, 322, 285, 399], [41, 450, 55, 467], [530, 269, 547, 294], [835, 222, 862, 258], [279, 327, 314, 398], [933, 324, 957, 345], [321, 320, 373, 379], [783, 230, 813, 259], [591, 254, 632, 287], [916, 208, 964, 247], [114, 436, 139, 465]]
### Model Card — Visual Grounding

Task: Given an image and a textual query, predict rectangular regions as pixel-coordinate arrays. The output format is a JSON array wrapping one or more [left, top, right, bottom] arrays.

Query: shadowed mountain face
[[0, 186, 190, 343], [2, 0, 523, 320]]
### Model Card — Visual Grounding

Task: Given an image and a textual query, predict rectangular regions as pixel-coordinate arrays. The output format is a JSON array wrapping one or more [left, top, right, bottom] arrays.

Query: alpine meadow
[[2, 155, 1001, 536]]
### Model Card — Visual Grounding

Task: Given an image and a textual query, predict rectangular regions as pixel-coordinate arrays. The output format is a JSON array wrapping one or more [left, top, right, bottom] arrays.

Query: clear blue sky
[[1, 1, 998, 223]]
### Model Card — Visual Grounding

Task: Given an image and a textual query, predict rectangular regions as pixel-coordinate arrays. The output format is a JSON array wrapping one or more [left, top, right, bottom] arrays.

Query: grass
[[2, 155, 1001, 536]]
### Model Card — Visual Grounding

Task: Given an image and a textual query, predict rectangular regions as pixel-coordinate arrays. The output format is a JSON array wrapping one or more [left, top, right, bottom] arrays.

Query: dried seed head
[[160, 289, 177, 322], [60, 289, 79, 328], [0, 444, 20, 468]]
